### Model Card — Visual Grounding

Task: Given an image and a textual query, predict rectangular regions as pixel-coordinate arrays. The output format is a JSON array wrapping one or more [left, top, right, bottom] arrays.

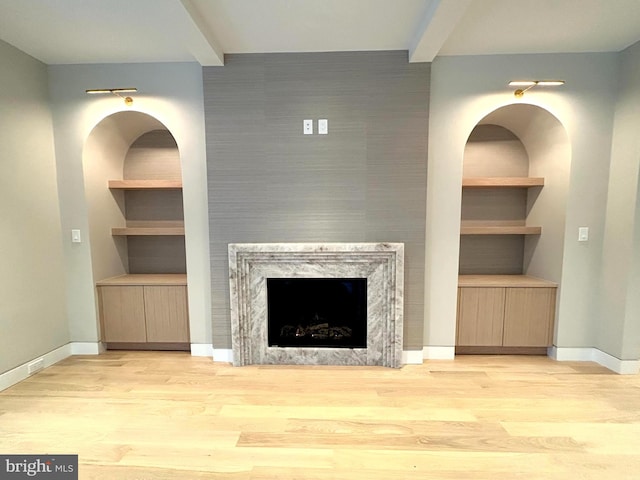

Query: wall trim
[[190, 344, 214, 357], [212, 348, 234, 363], [549, 346, 640, 374], [402, 350, 424, 364], [70, 342, 103, 355], [0, 344, 71, 392], [423, 346, 456, 360], [1, 342, 104, 392], [548, 346, 593, 361], [591, 349, 640, 375]]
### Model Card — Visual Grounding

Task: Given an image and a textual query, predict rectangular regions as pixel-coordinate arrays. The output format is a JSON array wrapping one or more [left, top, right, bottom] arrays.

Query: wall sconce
[[509, 80, 564, 97], [85, 87, 137, 106]]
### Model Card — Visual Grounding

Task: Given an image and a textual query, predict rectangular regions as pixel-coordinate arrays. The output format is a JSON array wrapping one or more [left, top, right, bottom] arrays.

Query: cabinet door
[[99, 286, 146, 342], [457, 287, 505, 346], [503, 287, 555, 347], [143, 286, 189, 343]]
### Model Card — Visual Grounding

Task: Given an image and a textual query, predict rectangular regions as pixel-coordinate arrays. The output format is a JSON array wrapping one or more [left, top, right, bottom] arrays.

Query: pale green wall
[[426, 53, 620, 351], [84, 113, 169, 291], [0, 40, 69, 373], [600, 41, 640, 360], [48, 63, 212, 346]]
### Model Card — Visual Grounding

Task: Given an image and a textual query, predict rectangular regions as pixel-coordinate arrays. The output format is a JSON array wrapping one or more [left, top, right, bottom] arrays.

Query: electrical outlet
[[303, 119, 313, 135], [28, 358, 44, 375]]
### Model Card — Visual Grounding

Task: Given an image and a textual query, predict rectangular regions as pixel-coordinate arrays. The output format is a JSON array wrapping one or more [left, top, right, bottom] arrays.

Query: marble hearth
[[228, 243, 404, 368]]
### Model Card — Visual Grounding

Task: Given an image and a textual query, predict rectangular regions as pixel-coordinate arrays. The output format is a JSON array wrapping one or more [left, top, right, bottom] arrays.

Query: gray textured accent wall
[[203, 51, 430, 349]]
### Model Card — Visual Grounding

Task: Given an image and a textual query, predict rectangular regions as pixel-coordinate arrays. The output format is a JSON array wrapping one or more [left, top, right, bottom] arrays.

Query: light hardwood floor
[[1, 352, 639, 479]]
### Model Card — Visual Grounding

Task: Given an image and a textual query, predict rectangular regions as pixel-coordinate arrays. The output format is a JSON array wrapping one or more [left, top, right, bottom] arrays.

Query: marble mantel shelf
[[228, 243, 404, 368]]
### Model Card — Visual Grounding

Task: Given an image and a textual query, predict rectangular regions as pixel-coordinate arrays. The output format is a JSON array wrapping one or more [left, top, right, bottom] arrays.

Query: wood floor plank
[[284, 418, 508, 436], [501, 421, 640, 454], [220, 404, 477, 422], [237, 431, 585, 453], [81, 464, 250, 480], [0, 351, 639, 478], [119, 446, 334, 472]]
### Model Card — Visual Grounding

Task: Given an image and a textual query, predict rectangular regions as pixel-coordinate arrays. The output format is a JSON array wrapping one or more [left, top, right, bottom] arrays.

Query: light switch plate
[[578, 226, 589, 242], [318, 119, 328, 135], [71, 229, 82, 243]]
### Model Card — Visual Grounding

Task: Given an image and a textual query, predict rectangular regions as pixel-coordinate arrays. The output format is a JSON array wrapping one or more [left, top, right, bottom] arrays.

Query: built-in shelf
[[462, 177, 544, 188], [97, 273, 187, 286], [460, 225, 542, 235], [108, 179, 182, 189], [111, 226, 185, 236], [458, 274, 557, 288]]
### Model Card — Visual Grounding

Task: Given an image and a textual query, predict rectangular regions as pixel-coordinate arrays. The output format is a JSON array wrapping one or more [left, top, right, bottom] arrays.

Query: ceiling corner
[[179, 0, 225, 66], [408, 0, 472, 63]]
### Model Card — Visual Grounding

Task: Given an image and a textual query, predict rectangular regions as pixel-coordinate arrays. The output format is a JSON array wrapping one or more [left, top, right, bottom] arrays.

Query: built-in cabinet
[[96, 130, 189, 350], [457, 124, 557, 353], [457, 275, 556, 353], [97, 274, 189, 349]]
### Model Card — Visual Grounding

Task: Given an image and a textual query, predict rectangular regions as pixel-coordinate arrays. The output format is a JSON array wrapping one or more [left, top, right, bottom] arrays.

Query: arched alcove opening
[[83, 111, 176, 282], [83, 111, 189, 350], [457, 104, 571, 352], [478, 104, 572, 284]]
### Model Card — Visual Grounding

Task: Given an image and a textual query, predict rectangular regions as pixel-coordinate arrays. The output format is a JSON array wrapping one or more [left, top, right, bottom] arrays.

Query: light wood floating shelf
[[459, 274, 557, 288], [111, 227, 185, 236], [97, 274, 187, 286], [108, 180, 183, 189], [460, 225, 542, 235], [462, 177, 544, 187]]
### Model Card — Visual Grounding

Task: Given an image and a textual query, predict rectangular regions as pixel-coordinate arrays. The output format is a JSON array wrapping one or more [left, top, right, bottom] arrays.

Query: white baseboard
[[402, 350, 424, 364], [423, 346, 456, 360], [548, 346, 594, 361], [0, 341, 104, 392], [550, 346, 640, 374], [592, 349, 640, 374], [212, 348, 234, 363], [70, 342, 103, 355], [0, 344, 71, 392], [190, 343, 214, 357]]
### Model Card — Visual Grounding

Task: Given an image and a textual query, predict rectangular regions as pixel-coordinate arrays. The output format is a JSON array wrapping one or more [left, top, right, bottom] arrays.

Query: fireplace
[[228, 243, 404, 367], [267, 278, 367, 348]]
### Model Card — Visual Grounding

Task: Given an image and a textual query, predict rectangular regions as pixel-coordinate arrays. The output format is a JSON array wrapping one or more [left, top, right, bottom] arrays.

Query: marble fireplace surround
[[228, 243, 404, 368]]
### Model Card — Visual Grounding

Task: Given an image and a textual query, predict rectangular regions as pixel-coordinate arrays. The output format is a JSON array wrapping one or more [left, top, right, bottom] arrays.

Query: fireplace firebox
[[267, 278, 367, 348]]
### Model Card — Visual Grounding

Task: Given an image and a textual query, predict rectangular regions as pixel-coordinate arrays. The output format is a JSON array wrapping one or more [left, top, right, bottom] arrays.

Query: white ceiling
[[0, 0, 638, 66]]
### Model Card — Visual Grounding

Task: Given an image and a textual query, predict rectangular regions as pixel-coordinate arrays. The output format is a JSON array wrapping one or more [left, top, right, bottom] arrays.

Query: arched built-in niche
[[83, 112, 180, 282], [457, 104, 571, 352], [122, 130, 186, 274], [460, 104, 571, 282], [83, 111, 189, 350], [478, 104, 572, 284], [460, 124, 532, 274]]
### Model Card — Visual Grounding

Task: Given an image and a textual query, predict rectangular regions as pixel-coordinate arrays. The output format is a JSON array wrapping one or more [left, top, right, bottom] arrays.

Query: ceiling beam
[[179, 0, 225, 66], [409, 0, 472, 63]]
